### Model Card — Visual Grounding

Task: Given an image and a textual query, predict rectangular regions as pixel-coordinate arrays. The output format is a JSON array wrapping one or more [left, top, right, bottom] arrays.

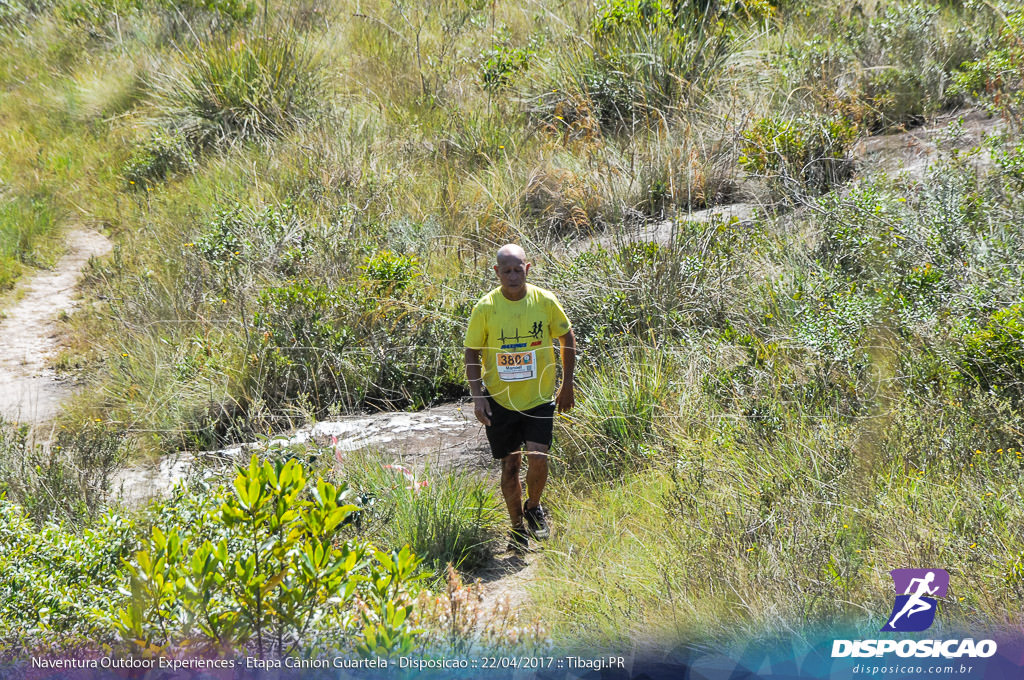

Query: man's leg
[[523, 442, 549, 509], [500, 452, 525, 527]]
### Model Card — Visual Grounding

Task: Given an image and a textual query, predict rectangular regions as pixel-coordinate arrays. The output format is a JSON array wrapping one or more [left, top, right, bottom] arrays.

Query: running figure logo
[[882, 569, 949, 632]]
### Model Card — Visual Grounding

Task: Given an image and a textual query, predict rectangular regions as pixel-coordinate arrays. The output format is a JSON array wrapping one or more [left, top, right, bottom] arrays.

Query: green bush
[[359, 250, 420, 294], [0, 500, 135, 650], [195, 203, 308, 279], [0, 0, 26, 25], [739, 113, 856, 199], [788, 2, 980, 131], [0, 420, 127, 526], [479, 30, 534, 92], [113, 454, 424, 656], [953, 9, 1024, 122], [121, 132, 196, 190], [250, 280, 354, 413], [960, 304, 1024, 399], [160, 34, 327, 149]]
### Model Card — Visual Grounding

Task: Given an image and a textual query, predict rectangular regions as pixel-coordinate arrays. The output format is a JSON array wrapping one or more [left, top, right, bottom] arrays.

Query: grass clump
[[539, 0, 735, 133], [121, 131, 196, 190], [336, 450, 504, 573], [556, 344, 673, 482], [158, 33, 328, 149]]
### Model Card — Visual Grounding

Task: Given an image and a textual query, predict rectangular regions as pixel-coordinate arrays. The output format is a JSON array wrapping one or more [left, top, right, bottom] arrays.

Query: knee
[[525, 451, 548, 467]]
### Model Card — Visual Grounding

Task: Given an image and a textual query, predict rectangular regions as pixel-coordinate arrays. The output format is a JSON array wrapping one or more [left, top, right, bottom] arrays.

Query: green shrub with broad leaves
[[1, 453, 426, 656], [114, 453, 423, 656], [959, 304, 1024, 400], [0, 499, 134, 651]]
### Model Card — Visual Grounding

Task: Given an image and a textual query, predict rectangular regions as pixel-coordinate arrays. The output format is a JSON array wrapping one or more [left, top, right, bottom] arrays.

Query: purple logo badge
[[882, 569, 949, 632]]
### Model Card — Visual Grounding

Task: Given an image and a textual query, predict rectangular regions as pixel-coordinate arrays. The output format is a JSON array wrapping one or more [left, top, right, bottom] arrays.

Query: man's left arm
[[555, 329, 575, 412]]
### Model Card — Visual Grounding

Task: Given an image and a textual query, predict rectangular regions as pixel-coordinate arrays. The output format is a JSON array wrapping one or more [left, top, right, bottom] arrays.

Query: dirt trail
[[0, 227, 112, 424]]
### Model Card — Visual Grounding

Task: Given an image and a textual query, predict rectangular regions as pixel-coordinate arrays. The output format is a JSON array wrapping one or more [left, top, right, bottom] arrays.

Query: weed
[[0, 419, 127, 526]]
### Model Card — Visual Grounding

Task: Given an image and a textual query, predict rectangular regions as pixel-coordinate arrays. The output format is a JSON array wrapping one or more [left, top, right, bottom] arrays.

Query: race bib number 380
[[496, 350, 537, 382]]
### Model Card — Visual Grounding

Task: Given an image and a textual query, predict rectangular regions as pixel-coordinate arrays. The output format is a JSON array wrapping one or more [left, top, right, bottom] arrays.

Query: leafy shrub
[[59, 0, 251, 36], [0, 500, 135, 650], [57, 0, 140, 32], [359, 250, 420, 294], [591, 0, 672, 38], [121, 131, 196, 190], [113, 454, 424, 656], [159, 34, 327, 149], [195, 203, 307, 274], [739, 113, 856, 199], [960, 304, 1024, 400], [789, 2, 980, 131], [251, 280, 354, 413], [169, 0, 254, 25], [479, 31, 534, 92], [953, 9, 1024, 123], [0, 0, 26, 26]]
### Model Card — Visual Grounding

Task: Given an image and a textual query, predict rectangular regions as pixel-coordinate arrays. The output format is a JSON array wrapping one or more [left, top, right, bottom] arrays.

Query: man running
[[887, 571, 940, 629], [464, 244, 576, 554]]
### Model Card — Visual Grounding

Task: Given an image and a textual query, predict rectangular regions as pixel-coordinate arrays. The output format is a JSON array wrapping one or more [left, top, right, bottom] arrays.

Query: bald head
[[496, 243, 526, 265], [494, 244, 530, 300]]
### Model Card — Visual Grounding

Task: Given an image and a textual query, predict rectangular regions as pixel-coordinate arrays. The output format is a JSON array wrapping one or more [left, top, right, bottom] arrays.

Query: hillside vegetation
[[1, 0, 1024, 657]]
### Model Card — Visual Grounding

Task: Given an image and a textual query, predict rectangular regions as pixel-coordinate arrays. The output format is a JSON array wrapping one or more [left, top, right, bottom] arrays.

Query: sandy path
[[0, 227, 112, 424]]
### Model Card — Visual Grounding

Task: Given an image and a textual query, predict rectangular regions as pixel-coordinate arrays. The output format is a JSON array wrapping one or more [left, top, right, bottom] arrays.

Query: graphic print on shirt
[[497, 319, 545, 381]]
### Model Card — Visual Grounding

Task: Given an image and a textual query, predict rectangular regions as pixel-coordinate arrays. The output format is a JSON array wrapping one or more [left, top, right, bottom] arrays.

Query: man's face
[[494, 255, 529, 293]]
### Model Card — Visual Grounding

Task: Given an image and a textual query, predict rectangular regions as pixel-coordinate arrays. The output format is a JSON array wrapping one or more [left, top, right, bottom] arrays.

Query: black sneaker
[[508, 526, 529, 554], [523, 501, 550, 539]]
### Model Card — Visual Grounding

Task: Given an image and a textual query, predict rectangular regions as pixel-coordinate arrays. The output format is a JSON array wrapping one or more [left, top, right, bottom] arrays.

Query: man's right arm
[[464, 348, 492, 426]]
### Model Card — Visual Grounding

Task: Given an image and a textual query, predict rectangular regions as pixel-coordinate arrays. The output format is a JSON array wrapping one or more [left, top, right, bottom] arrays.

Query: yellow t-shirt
[[464, 284, 572, 412]]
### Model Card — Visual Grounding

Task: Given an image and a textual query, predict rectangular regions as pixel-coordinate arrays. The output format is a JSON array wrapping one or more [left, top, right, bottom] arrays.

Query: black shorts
[[484, 396, 556, 459]]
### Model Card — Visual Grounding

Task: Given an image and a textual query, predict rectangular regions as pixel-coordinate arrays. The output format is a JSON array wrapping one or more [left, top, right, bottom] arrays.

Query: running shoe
[[523, 501, 550, 539]]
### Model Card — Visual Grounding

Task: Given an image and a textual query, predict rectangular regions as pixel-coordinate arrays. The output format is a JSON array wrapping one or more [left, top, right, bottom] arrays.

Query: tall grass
[[155, 33, 329, 149], [0, 419, 127, 525], [334, 449, 505, 572]]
